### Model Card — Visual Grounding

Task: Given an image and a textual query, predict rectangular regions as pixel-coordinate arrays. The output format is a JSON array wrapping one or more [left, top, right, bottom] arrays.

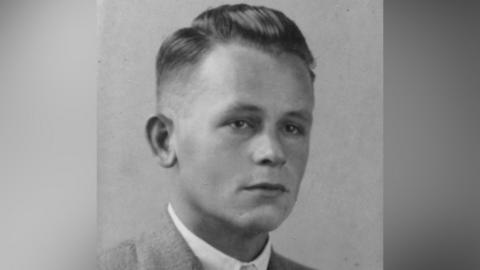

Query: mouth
[[244, 183, 288, 193]]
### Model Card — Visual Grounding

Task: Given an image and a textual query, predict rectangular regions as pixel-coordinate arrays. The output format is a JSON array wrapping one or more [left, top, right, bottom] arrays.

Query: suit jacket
[[99, 209, 316, 270]]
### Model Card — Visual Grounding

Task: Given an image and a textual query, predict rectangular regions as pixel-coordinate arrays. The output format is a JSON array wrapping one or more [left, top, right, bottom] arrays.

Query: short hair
[[155, 4, 315, 101]]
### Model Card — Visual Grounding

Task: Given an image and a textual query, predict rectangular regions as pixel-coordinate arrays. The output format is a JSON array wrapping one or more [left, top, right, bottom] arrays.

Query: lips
[[244, 183, 288, 193]]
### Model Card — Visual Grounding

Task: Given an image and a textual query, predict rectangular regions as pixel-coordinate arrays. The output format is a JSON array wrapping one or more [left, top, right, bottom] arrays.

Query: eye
[[284, 124, 303, 135], [229, 120, 253, 129]]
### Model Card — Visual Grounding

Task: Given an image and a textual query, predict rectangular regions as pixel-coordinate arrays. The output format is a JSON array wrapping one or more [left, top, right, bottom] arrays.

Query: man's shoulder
[[99, 240, 318, 270], [98, 229, 203, 270], [270, 251, 317, 270], [98, 240, 139, 270]]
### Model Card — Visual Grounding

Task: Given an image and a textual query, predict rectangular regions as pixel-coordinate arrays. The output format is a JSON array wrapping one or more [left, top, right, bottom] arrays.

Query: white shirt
[[168, 204, 272, 270]]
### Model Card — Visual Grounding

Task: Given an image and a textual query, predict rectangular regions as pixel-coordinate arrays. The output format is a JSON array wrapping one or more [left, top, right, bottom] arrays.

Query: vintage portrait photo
[[98, 1, 382, 269]]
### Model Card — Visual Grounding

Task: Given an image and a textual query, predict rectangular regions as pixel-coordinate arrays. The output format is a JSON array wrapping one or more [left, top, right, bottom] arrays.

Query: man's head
[[147, 4, 315, 236]]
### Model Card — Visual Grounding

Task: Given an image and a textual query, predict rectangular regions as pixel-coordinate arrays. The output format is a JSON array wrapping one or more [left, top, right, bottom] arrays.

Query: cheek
[[202, 139, 247, 180], [287, 141, 310, 171], [284, 142, 310, 195], [176, 130, 246, 181], [175, 134, 202, 170]]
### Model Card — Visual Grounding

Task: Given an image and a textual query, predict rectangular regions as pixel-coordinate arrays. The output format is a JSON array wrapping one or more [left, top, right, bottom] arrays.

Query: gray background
[[98, 0, 382, 269], [4, 1, 480, 270]]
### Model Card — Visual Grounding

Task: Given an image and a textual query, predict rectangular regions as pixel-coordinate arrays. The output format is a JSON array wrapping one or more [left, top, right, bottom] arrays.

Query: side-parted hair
[[155, 4, 315, 98]]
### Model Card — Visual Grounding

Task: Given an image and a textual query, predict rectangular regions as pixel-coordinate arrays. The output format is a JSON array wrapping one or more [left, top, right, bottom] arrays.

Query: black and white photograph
[[3, 1, 480, 270], [98, 1, 382, 269]]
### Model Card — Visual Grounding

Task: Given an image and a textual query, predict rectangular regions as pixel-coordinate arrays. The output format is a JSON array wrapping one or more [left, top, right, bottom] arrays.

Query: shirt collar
[[167, 203, 272, 270]]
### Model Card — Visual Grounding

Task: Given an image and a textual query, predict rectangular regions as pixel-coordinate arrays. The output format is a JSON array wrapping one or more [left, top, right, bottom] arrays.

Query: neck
[[170, 200, 269, 262]]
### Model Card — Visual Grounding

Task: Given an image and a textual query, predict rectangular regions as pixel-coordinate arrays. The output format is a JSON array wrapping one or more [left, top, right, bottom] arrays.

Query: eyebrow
[[285, 110, 312, 123], [222, 102, 312, 123], [222, 102, 264, 115]]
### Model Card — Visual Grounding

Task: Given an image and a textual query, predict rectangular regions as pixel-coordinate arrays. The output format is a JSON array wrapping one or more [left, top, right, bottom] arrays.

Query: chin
[[235, 204, 293, 234]]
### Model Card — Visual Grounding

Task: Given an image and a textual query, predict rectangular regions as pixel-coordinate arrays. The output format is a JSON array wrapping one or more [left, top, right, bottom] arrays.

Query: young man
[[101, 4, 316, 270]]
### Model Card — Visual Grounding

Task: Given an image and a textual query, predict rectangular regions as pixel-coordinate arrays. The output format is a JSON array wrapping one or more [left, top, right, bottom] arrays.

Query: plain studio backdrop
[[98, 0, 382, 269]]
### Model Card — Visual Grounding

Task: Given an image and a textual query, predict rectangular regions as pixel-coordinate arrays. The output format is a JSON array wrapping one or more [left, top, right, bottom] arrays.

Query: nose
[[252, 131, 286, 167]]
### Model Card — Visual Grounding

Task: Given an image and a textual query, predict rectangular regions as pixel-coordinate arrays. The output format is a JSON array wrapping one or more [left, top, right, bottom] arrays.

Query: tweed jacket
[[99, 209, 315, 270]]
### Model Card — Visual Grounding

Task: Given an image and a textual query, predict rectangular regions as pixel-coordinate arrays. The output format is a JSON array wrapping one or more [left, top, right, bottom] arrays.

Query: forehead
[[187, 43, 314, 112]]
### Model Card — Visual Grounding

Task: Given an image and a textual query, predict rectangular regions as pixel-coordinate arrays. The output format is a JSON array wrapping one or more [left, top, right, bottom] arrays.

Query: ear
[[146, 115, 177, 168]]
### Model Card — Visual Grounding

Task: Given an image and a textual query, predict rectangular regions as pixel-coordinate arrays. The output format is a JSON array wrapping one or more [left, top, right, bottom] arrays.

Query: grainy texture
[[98, 0, 382, 269]]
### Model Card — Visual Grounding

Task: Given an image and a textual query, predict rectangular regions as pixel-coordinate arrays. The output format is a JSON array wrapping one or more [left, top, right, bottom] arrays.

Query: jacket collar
[[134, 206, 284, 270], [135, 208, 203, 270]]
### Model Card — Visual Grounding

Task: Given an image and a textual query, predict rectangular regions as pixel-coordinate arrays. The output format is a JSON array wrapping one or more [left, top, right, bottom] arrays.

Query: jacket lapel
[[135, 208, 203, 270], [267, 251, 282, 270], [133, 206, 290, 270]]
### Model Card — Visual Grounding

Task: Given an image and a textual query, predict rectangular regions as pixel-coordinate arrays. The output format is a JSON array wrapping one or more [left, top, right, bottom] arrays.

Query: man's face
[[171, 44, 314, 234]]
